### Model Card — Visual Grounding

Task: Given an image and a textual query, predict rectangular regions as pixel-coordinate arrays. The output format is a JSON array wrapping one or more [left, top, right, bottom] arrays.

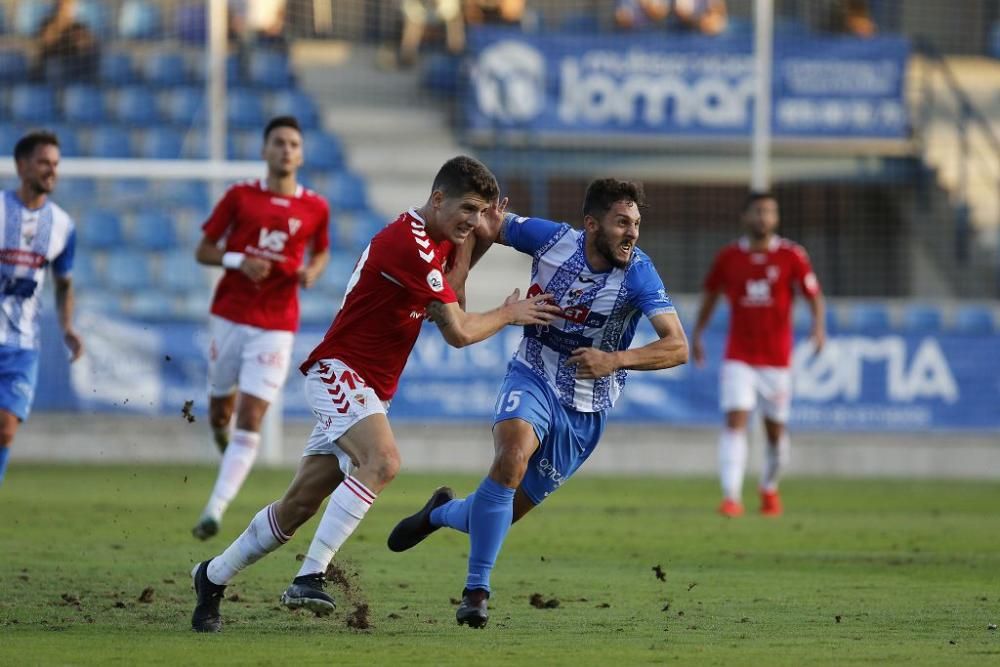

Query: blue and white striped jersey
[[504, 214, 675, 412], [0, 191, 76, 350]]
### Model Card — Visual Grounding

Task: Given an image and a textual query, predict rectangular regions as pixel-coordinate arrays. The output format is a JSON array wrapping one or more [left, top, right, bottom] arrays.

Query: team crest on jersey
[[353, 393, 366, 407], [766, 265, 780, 282], [567, 287, 584, 303], [526, 283, 543, 298], [426, 269, 445, 292], [288, 218, 302, 235]]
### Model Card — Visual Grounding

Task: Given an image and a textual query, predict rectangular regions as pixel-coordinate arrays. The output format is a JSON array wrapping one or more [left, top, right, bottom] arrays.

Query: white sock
[[207, 502, 291, 585], [203, 429, 260, 521], [297, 476, 375, 578], [718, 428, 748, 502], [761, 433, 790, 493]]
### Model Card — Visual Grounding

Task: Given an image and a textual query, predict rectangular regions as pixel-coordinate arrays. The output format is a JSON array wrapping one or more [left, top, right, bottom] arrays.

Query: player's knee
[[371, 449, 400, 486], [209, 408, 232, 430], [492, 446, 530, 487], [0, 422, 18, 446]]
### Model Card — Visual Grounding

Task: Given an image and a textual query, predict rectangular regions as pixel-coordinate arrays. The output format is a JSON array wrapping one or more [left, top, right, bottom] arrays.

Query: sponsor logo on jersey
[[258, 228, 289, 253], [270, 197, 290, 207], [583, 311, 608, 328], [426, 269, 445, 292], [409, 310, 425, 319], [536, 457, 566, 487], [561, 305, 590, 324]]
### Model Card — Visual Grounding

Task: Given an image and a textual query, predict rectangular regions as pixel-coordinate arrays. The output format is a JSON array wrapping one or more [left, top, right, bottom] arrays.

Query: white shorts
[[207, 315, 294, 404], [719, 360, 792, 423], [301, 358, 388, 475]]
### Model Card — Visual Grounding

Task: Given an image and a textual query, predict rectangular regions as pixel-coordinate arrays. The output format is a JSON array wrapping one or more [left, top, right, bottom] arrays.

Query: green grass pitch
[[1, 463, 998, 665]]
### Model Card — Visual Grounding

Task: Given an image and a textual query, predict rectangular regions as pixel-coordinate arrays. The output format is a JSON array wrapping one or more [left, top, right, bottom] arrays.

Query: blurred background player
[[189, 156, 560, 633], [691, 192, 825, 517], [0, 131, 83, 486], [388, 179, 689, 628], [191, 116, 330, 540]]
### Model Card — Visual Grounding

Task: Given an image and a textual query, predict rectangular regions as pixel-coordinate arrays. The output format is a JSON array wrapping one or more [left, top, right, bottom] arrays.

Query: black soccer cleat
[[387, 486, 455, 552], [191, 559, 227, 633], [280, 573, 336, 616], [456, 588, 489, 629], [191, 516, 219, 541]]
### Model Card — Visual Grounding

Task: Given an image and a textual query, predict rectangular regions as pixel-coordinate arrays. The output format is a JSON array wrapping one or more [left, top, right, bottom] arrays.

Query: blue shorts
[[493, 361, 607, 505], [0, 346, 39, 422]]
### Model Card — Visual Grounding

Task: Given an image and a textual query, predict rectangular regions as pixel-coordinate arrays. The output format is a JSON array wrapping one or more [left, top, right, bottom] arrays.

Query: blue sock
[[0, 447, 9, 486], [430, 497, 471, 533], [465, 476, 515, 593]]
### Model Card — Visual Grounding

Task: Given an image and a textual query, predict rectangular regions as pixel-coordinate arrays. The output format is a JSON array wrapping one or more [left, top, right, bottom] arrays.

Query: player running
[[0, 131, 83, 487], [190, 116, 330, 540], [189, 155, 561, 632], [691, 191, 825, 517], [387, 178, 689, 628]]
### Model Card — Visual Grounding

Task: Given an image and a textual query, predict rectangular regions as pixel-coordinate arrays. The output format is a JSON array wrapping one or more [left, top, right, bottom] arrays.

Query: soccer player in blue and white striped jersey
[[388, 178, 689, 627], [0, 131, 83, 486]]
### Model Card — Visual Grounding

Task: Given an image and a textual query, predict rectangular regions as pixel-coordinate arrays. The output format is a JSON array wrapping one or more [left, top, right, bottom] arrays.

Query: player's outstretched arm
[[691, 290, 721, 367], [54, 274, 83, 362], [426, 288, 561, 349], [567, 312, 688, 379], [194, 236, 271, 283]]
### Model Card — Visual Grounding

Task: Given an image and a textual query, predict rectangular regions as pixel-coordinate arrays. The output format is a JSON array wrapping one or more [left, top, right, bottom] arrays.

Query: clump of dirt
[[450, 597, 461, 606], [835, 615, 842, 623], [181, 400, 196, 423], [60, 593, 81, 608], [652, 564, 666, 582], [596, 602, 611, 608], [138, 587, 155, 603], [687, 582, 698, 592], [346, 603, 371, 630], [662, 601, 671, 612], [326, 562, 372, 632], [387, 613, 401, 619], [529, 593, 559, 609]]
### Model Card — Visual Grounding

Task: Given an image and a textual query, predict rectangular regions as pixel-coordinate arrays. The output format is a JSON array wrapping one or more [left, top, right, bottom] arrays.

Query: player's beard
[[593, 226, 632, 269]]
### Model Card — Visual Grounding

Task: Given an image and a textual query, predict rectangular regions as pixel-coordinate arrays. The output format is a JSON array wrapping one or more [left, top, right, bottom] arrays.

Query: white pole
[[751, 0, 774, 192], [261, 392, 284, 466], [207, 0, 227, 171]]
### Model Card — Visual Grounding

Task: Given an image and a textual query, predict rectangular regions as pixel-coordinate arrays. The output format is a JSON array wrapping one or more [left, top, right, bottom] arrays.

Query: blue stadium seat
[[0, 126, 25, 155], [305, 133, 345, 171], [159, 249, 203, 293], [269, 90, 320, 129], [44, 125, 82, 157], [793, 300, 837, 333], [420, 54, 461, 96], [115, 87, 160, 125], [247, 51, 292, 88], [0, 50, 29, 82], [89, 127, 133, 158], [226, 89, 265, 129], [69, 252, 103, 287], [62, 85, 106, 124], [125, 291, 174, 320], [339, 209, 387, 250], [76, 0, 113, 38], [138, 128, 184, 159], [159, 180, 209, 210], [100, 51, 138, 85], [326, 171, 369, 212], [78, 209, 124, 249], [119, 0, 161, 39], [174, 2, 207, 43], [953, 305, 995, 334], [227, 131, 261, 160], [848, 303, 891, 332], [163, 87, 204, 126], [103, 178, 153, 206], [144, 50, 190, 87], [131, 211, 177, 250], [15, 1, 53, 36], [105, 250, 153, 291], [56, 177, 97, 202], [10, 85, 58, 123], [316, 250, 355, 295], [557, 12, 600, 33], [300, 290, 334, 324], [901, 304, 943, 333]]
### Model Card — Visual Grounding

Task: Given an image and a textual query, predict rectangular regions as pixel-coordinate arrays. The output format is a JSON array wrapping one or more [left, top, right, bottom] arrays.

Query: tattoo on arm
[[427, 301, 452, 328]]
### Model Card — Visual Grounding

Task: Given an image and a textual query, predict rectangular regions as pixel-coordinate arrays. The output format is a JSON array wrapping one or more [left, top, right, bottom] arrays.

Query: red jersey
[[300, 210, 458, 400], [704, 236, 821, 367], [203, 180, 330, 332]]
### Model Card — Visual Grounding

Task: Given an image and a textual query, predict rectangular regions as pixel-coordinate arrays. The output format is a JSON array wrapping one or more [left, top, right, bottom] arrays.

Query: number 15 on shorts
[[496, 390, 522, 415]]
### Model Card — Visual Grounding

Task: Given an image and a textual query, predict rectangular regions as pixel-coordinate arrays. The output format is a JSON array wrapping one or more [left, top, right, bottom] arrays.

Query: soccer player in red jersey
[[692, 192, 825, 517], [189, 156, 560, 632], [190, 116, 331, 540]]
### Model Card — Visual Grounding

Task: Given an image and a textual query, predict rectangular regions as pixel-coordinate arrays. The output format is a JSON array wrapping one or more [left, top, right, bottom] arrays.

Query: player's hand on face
[[240, 256, 272, 283], [566, 347, 615, 379], [504, 289, 562, 325], [692, 336, 706, 367], [64, 329, 83, 362], [480, 196, 509, 242]]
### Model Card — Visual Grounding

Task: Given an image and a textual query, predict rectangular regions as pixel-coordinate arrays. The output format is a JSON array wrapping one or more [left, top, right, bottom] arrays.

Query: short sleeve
[[202, 187, 240, 241], [502, 214, 564, 255], [792, 245, 821, 298], [52, 227, 76, 277], [703, 248, 727, 293], [311, 200, 331, 253], [628, 260, 675, 319], [381, 227, 458, 306]]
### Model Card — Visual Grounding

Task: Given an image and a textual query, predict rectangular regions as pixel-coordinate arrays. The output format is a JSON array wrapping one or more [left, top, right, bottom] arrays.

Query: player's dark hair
[[431, 156, 499, 201], [743, 191, 777, 211], [14, 131, 59, 162], [582, 178, 646, 220], [263, 116, 302, 141]]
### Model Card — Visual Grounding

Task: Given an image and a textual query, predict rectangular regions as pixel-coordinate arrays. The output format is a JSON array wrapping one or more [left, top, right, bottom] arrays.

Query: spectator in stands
[[230, 0, 288, 49], [671, 0, 728, 36], [36, 0, 99, 82], [399, 0, 465, 67], [827, 0, 877, 37], [615, 0, 669, 31], [464, 0, 525, 27]]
